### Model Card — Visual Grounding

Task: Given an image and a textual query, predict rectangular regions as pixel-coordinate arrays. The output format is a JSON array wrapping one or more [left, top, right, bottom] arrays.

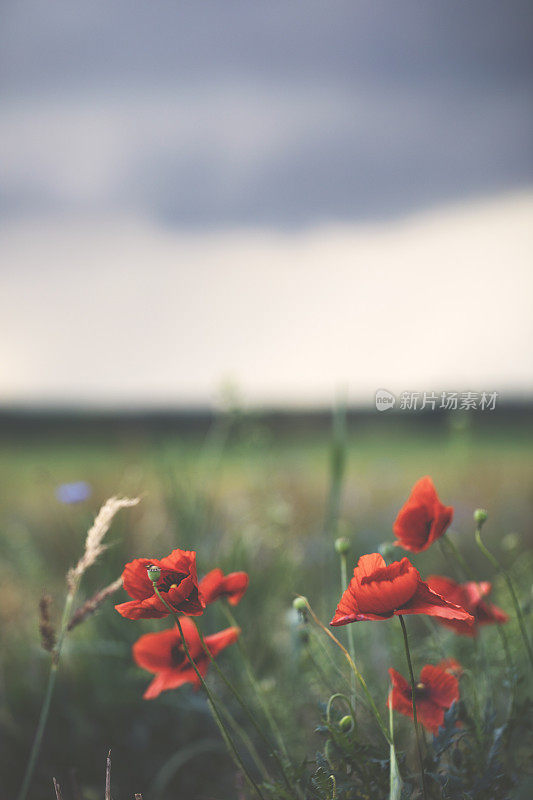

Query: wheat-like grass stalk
[[67, 496, 139, 590], [68, 577, 123, 631], [18, 495, 140, 800]]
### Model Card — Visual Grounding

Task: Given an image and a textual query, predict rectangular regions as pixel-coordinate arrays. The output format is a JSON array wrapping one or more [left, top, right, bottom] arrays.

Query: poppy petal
[[175, 616, 203, 659], [388, 667, 410, 695], [355, 552, 387, 575], [388, 668, 413, 716], [143, 663, 206, 698], [463, 581, 492, 606], [426, 575, 464, 606], [122, 558, 160, 600], [476, 600, 509, 626], [393, 504, 433, 552], [222, 572, 249, 605], [396, 581, 474, 623], [204, 626, 241, 658], [415, 697, 446, 735], [331, 553, 389, 624], [115, 592, 170, 620], [198, 568, 225, 604], [133, 628, 177, 672], [330, 586, 367, 625], [166, 575, 195, 605], [420, 664, 459, 708], [160, 549, 198, 584], [393, 477, 453, 553], [355, 557, 419, 614]]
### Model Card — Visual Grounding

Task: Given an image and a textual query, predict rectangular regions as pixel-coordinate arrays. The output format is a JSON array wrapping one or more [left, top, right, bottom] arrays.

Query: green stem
[[441, 532, 489, 731], [474, 527, 533, 670], [340, 553, 356, 705], [497, 623, 517, 720], [221, 603, 291, 762], [194, 617, 297, 798], [309, 628, 350, 690], [306, 643, 337, 696], [326, 693, 355, 726], [301, 597, 391, 746], [17, 587, 77, 800], [216, 696, 271, 782], [152, 585, 266, 800], [398, 616, 428, 800], [441, 534, 474, 579], [420, 615, 447, 660], [442, 532, 515, 685], [323, 399, 346, 538]]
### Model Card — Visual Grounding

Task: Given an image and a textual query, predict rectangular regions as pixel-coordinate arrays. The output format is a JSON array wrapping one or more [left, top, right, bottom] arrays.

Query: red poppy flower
[[133, 618, 240, 699], [388, 660, 460, 735], [426, 575, 508, 637], [199, 568, 249, 606], [115, 549, 205, 620], [393, 476, 453, 553], [330, 553, 474, 627]]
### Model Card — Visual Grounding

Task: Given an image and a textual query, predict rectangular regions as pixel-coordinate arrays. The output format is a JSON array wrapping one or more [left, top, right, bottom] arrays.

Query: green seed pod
[[339, 715, 353, 732], [334, 537, 350, 555], [293, 596, 307, 612], [474, 508, 488, 526], [147, 565, 161, 583]]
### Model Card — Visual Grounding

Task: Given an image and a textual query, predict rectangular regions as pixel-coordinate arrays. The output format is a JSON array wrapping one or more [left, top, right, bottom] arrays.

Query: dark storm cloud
[[1, 0, 532, 226]]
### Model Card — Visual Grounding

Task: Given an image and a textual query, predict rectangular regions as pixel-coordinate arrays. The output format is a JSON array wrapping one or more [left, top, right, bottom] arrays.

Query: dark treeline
[[0, 402, 532, 442]]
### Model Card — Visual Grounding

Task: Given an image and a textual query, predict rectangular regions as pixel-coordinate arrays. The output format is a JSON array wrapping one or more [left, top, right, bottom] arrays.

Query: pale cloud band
[[1, 192, 531, 407]]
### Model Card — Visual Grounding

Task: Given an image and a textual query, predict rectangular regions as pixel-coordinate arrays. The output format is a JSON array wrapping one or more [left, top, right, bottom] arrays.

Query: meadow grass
[[0, 412, 532, 798]]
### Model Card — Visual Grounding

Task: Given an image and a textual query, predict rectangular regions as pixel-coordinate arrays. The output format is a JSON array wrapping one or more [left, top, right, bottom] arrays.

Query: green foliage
[[1, 415, 532, 798]]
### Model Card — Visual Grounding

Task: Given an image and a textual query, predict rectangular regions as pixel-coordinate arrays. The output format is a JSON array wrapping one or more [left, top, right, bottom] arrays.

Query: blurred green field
[[1, 411, 532, 799]]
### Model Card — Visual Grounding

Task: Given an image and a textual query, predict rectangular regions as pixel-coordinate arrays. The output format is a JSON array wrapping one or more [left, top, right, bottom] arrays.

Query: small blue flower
[[56, 481, 92, 504]]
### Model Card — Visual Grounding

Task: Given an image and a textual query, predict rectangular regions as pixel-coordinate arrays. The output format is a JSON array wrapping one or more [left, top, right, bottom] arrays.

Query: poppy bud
[[474, 508, 488, 527], [339, 715, 353, 731], [378, 542, 396, 559], [334, 537, 350, 555], [293, 596, 307, 612], [147, 565, 161, 583]]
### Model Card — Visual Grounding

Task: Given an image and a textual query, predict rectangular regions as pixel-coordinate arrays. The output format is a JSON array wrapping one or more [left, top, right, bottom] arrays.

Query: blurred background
[[1, 1, 532, 798]]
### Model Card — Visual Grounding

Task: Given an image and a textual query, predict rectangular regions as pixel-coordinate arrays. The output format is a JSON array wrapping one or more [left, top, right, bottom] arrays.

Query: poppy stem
[[220, 603, 292, 763], [326, 693, 356, 727], [398, 615, 428, 800], [473, 526, 533, 670], [339, 552, 357, 706], [151, 585, 266, 800], [298, 596, 392, 746], [440, 534, 474, 580], [216, 696, 271, 782], [309, 627, 351, 689], [193, 617, 299, 798]]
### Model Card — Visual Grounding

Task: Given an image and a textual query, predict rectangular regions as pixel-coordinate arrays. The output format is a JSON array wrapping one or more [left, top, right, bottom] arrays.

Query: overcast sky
[[2, 0, 532, 226], [1, 1, 532, 407]]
